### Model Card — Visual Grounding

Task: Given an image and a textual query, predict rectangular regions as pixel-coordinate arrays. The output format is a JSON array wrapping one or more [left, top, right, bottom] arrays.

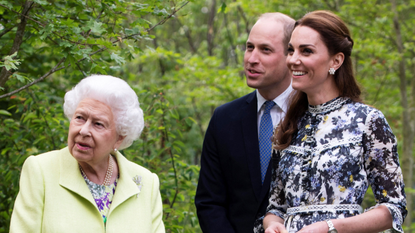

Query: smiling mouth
[[292, 71, 307, 76]]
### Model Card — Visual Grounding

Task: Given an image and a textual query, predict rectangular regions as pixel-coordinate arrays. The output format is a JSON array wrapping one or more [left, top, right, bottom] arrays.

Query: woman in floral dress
[[258, 11, 407, 233], [10, 75, 164, 232]]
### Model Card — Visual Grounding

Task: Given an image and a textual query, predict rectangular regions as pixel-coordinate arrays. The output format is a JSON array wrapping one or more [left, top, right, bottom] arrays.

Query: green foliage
[[0, 83, 68, 232], [1, 0, 415, 232], [0, 52, 20, 71], [120, 86, 202, 232], [0, 0, 202, 232]]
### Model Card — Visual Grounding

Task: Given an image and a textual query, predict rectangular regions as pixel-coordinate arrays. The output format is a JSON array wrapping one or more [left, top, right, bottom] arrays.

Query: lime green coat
[[10, 147, 165, 233]]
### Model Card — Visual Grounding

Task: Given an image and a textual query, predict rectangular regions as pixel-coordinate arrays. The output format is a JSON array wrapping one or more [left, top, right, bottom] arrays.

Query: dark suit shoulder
[[214, 91, 256, 116]]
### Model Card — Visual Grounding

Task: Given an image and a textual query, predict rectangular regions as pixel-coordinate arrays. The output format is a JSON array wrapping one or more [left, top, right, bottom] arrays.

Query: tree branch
[[66, 1, 190, 62], [0, 3, 103, 47], [0, 3, 44, 26], [75, 62, 87, 77], [235, 2, 250, 35], [124, 1, 190, 40], [223, 13, 238, 65], [161, 109, 179, 220], [175, 18, 198, 54], [0, 58, 65, 99], [0, 1, 189, 98], [0, 24, 17, 40]]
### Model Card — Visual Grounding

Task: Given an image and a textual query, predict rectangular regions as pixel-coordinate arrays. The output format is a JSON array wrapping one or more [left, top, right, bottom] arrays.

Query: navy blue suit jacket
[[195, 91, 272, 233]]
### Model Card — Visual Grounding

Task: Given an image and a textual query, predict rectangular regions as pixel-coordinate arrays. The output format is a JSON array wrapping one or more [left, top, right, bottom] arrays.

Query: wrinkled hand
[[264, 221, 289, 233], [297, 221, 328, 233]]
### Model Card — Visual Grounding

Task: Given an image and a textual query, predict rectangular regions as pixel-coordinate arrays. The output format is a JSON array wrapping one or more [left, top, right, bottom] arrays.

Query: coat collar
[[59, 147, 96, 206], [109, 151, 142, 214], [58, 147, 141, 214]]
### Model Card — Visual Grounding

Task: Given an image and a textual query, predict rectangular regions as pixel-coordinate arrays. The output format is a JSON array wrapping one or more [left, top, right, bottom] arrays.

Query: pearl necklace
[[79, 155, 113, 186]]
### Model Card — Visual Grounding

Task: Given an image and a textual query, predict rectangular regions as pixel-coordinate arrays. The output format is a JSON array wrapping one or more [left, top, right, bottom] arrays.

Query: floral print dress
[[80, 171, 118, 225], [256, 97, 407, 233]]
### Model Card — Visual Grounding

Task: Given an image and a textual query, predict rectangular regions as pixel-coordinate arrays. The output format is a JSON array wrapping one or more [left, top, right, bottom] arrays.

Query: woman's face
[[286, 26, 339, 100], [67, 98, 124, 165]]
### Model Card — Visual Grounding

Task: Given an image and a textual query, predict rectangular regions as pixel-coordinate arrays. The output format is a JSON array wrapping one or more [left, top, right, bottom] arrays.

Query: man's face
[[244, 19, 289, 98]]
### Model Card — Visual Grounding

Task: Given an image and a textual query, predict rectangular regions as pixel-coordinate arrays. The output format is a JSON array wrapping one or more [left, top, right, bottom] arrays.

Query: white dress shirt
[[256, 85, 293, 135]]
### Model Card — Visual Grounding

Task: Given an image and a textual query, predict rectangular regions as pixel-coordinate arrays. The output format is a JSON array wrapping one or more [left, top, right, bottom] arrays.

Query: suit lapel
[[59, 148, 96, 206], [241, 92, 262, 201]]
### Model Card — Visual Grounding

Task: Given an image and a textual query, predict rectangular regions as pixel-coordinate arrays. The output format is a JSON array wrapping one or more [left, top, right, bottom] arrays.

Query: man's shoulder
[[215, 91, 256, 113]]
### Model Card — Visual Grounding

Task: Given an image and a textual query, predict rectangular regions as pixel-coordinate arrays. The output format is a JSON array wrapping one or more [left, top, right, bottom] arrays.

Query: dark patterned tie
[[259, 101, 275, 183]]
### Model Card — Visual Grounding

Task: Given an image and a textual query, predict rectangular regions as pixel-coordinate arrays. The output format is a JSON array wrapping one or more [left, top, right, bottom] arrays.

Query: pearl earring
[[329, 68, 336, 75]]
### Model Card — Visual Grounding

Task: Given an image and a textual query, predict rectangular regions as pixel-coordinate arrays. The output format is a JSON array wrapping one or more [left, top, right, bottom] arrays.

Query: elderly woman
[[10, 75, 165, 232], [258, 11, 406, 233]]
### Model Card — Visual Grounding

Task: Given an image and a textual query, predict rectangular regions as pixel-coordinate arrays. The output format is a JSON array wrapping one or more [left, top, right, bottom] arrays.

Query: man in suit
[[195, 13, 295, 233]]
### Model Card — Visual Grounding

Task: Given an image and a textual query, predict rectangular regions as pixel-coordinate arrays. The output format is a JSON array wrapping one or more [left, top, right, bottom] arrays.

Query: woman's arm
[[298, 108, 406, 233], [297, 205, 392, 233], [263, 214, 287, 233], [10, 156, 44, 233], [363, 109, 407, 232]]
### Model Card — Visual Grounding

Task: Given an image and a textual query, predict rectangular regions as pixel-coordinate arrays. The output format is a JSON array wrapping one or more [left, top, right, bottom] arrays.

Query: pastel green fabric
[[10, 147, 165, 233]]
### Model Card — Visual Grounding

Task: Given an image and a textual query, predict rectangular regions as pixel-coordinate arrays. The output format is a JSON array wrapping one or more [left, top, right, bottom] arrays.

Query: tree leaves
[[110, 53, 126, 65], [89, 21, 107, 35], [33, 0, 49, 5], [1, 0, 414, 231], [0, 110, 11, 116], [0, 52, 20, 71]]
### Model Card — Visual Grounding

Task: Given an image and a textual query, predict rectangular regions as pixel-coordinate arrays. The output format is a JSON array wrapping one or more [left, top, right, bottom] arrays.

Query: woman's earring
[[114, 148, 118, 153], [329, 68, 336, 75]]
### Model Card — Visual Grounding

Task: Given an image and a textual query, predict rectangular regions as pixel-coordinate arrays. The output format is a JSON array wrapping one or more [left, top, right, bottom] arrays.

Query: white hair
[[63, 75, 144, 150]]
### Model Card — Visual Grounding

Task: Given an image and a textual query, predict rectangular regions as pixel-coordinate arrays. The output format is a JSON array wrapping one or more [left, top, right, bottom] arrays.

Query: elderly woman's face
[[68, 98, 124, 164]]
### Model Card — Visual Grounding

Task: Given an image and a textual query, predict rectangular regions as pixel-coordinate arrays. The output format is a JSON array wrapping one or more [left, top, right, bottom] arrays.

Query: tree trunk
[[0, 1, 33, 88], [390, 0, 413, 231], [152, 36, 165, 76], [223, 13, 238, 65], [206, 0, 216, 56], [175, 18, 197, 54]]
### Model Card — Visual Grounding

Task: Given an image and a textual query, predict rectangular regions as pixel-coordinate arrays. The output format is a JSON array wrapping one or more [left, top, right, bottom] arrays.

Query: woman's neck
[[79, 155, 119, 185]]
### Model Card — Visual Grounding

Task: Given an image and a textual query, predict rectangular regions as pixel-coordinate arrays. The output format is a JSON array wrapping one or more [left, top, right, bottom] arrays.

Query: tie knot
[[263, 101, 276, 114]]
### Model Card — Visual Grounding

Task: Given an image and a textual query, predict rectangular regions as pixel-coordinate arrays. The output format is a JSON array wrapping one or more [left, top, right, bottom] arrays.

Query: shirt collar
[[256, 84, 293, 113]]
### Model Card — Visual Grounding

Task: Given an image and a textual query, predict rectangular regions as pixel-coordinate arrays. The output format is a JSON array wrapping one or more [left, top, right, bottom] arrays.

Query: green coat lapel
[[109, 151, 141, 214], [57, 147, 141, 216], [58, 147, 96, 207]]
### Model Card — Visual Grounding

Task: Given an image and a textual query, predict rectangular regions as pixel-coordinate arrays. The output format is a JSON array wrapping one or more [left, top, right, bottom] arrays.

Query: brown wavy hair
[[274, 10, 362, 150]]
